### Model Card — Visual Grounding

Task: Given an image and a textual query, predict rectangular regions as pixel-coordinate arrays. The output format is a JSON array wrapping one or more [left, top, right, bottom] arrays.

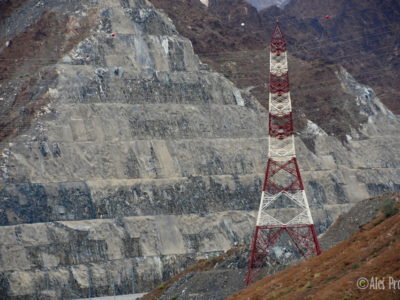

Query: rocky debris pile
[[141, 246, 249, 300]]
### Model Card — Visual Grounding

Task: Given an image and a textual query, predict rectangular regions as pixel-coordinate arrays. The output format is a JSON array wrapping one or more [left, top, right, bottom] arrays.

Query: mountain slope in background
[[266, 0, 400, 114], [150, 0, 400, 143]]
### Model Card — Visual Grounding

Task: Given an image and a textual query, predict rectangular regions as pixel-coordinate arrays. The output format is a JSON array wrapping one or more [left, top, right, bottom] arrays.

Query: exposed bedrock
[[0, 0, 399, 298], [0, 211, 255, 299]]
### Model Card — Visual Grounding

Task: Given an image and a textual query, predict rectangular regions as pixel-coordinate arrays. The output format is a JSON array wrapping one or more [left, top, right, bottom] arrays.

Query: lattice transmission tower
[[245, 22, 321, 285]]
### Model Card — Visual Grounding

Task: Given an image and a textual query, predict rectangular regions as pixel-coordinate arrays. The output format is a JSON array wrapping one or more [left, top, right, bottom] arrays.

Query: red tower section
[[245, 23, 321, 285]]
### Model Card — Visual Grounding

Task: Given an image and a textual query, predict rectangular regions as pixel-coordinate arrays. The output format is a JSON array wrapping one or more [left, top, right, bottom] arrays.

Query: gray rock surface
[[0, 211, 255, 299], [245, 0, 291, 10], [158, 269, 247, 300], [0, 0, 399, 299], [319, 192, 400, 250]]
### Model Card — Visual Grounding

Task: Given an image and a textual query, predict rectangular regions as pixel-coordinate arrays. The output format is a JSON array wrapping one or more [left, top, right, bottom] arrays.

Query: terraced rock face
[[0, 0, 399, 299], [0, 0, 265, 298], [0, 0, 267, 225], [0, 211, 256, 299]]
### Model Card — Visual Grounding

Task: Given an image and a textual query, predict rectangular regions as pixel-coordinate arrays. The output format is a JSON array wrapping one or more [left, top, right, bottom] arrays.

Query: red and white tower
[[245, 23, 321, 285]]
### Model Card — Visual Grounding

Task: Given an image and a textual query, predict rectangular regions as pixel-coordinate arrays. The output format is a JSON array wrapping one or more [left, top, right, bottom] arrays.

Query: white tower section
[[256, 24, 314, 227]]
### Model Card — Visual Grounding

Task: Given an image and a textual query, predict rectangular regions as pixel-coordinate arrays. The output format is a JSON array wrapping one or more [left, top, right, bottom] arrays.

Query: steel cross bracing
[[246, 23, 321, 285], [257, 190, 312, 226]]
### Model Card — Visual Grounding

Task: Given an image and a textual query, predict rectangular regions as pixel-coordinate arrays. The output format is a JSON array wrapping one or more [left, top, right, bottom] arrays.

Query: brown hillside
[[149, 0, 398, 149], [228, 202, 400, 300], [274, 0, 400, 115]]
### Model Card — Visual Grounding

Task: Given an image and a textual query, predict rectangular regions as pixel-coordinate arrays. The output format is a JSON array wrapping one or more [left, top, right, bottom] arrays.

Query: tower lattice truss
[[246, 23, 321, 285]]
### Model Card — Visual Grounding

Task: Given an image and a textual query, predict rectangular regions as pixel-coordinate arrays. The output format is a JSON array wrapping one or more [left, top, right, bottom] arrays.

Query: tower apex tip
[[271, 20, 286, 55]]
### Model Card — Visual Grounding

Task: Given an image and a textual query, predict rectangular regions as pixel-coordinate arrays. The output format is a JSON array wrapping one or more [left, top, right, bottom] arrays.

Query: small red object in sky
[[325, 15, 331, 19], [111, 33, 116, 37]]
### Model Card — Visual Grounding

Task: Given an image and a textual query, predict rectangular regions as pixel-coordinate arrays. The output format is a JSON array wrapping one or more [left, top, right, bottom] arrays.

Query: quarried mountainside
[[0, 211, 256, 299], [0, 0, 267, 226], [0, 0, 399, 299]]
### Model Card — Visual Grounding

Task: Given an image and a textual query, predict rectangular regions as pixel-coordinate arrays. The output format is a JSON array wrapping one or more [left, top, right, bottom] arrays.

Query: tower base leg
[[245, 224, 321, 285]]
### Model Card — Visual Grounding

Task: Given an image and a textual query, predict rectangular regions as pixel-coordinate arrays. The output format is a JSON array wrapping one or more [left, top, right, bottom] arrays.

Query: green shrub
[[380, 198, 398, 218]]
